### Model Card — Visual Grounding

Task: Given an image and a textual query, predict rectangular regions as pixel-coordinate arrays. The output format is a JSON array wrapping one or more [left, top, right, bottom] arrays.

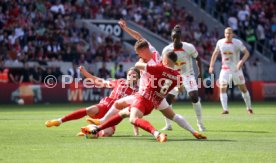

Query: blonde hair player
[[209, 27, 253, 114]]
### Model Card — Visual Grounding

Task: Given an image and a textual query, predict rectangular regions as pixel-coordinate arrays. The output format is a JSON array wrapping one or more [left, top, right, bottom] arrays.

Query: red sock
[[133, 118, 156, 135], [61, 108, 87, 123], [99, 114, 123, 131]]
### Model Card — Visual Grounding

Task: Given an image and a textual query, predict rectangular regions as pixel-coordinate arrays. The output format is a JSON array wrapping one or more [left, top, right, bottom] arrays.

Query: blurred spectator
[[115, 64, 126, 79], [22, 63, 31, 82], [98, 62, 111, 79], [68, 62, 81, 79], [29, 65, 42, 84], [0, 60, 9, 83], [9, 70, 23, 84]]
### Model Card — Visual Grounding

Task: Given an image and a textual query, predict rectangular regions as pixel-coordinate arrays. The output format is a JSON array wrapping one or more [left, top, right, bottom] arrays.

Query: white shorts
[[117, 95, 169, 111], [169, 74, 198, 96], [219, 69, 245, 86]]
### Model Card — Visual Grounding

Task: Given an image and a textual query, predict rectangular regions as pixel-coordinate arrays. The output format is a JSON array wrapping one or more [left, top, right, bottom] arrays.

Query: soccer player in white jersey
[[161, 25, 205, 132], [209, 27, 253, 114]]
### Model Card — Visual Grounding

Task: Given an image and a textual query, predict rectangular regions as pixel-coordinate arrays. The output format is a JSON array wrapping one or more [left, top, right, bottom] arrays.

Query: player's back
[[142, 64, 181, 107], [108, 79, 137, 100]]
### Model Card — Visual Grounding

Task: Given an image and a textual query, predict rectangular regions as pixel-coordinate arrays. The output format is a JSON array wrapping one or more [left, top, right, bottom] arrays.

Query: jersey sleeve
[[187, 43, 198, 58], [237, 40, 246, 51], [215, 40, 220, 52], [162, 45, 172, 57]]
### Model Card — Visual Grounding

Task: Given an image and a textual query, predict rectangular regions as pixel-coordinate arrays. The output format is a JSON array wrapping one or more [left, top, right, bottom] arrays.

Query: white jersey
[[139, 42, 161, 92], [162, 42, 198, 76], [215, 38, 246, 71]]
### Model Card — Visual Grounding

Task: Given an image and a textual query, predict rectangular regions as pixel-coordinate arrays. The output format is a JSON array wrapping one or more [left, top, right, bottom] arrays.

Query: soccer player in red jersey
[[45, 66, 140, 137], [82, 52, 207, 142]]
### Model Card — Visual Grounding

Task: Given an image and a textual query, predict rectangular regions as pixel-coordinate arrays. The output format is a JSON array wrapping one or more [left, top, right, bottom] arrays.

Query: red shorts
[[92, 97, 115, 119], [131, 95, 154, 116]]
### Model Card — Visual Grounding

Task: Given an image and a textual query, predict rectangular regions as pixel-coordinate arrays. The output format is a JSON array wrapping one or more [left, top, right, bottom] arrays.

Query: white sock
[[172, 114, 195, 134], [241, 91, 252, 109], [58, 118, 62, 123], [153, 131, 160, 138], [164, 105, 172, 127], [220, 93, 228, 111], [100, 105, 119, 123], [192, 100, 203, 125]]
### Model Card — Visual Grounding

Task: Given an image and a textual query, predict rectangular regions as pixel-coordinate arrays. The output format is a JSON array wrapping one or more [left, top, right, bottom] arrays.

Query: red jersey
[[108, 79, 137, 99], [140, 64, 182, 107], [99, 79, 138, 108]]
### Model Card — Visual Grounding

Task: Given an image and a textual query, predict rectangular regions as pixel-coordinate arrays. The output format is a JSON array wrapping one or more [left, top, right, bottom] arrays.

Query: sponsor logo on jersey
[[223, 51, 233, 55], [175, 60, 186, 66]]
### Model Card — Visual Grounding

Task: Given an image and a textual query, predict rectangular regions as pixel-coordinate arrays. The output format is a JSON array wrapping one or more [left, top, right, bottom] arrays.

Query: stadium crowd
[[195, 0, 276, 57], [0, 0, 222, 84], [1, 0, 266, 84]]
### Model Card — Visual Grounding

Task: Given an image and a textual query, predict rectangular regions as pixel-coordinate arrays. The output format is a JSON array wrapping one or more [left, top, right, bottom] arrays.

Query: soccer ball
[[85, 124, 99, 139], [17, 99, 24, 105]]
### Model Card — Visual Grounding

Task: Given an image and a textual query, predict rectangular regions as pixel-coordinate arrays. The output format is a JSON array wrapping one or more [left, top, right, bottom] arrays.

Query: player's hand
[[118, 19, 127, 29], [237, 61, 244, 70], [78, 66, 85, 72], [209, 66, 214, 74]]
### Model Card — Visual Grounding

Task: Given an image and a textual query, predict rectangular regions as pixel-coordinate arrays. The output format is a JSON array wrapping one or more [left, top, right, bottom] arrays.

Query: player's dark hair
[[127, 67, 140, 79], [134, 39, 149, 51], [167, 51, 178, 63]]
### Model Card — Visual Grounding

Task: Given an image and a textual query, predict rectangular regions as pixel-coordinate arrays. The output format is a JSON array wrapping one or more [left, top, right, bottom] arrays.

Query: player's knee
[[115, 101, 127, 110], [99, 128, 115, 137], [86, 107, 97, 117], [166, 94, 175, 105], [189, 92, 199, 103], [129, 117, 137, 124]]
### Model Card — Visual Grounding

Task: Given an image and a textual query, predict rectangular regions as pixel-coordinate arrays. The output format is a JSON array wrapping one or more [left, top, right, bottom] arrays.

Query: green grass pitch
[[0, 101, 276, 163]]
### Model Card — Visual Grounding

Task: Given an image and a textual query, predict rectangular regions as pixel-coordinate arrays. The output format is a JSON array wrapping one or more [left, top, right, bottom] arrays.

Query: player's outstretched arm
[[134, 61, 147, 71], [209, 48, 219, 74], [118, 19, 143, 40], [79, 66, 112, 88], [237, 48, 250, 70]]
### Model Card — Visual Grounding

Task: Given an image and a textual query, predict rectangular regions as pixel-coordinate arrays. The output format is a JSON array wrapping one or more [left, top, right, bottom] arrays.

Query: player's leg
[[82, 108, 130, 135], [233, 70, 253, 114], [189, 90, 205, 131], [237, 84, 253, 114], [45, 105, 97, 127], [161, 87, 178, 131], [86, 95, 134, 125], [129, 107, 166, 142], [219, 70, 230, 114], [159, 106, 206, 139], [98, 127, 116, 137]]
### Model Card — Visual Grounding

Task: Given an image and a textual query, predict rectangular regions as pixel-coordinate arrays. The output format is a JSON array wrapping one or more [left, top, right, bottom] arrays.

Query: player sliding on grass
[[82, 52, 206, 142], [209, 27, 253, 115], [45, 66, 140, 137], [85, 19, 206, 140], [161, 25, 205, 131]]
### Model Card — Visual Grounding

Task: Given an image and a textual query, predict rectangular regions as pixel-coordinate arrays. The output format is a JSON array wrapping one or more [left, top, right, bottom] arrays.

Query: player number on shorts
[[160, 79, 173, 95]]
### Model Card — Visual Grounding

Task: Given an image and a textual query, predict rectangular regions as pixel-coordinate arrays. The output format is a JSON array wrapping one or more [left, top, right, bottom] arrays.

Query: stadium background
[[0, 0, 275, 104]]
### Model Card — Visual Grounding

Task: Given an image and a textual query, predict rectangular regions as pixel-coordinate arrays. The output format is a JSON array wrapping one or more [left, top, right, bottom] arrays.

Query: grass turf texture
[[0, 102, 276, 163]]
